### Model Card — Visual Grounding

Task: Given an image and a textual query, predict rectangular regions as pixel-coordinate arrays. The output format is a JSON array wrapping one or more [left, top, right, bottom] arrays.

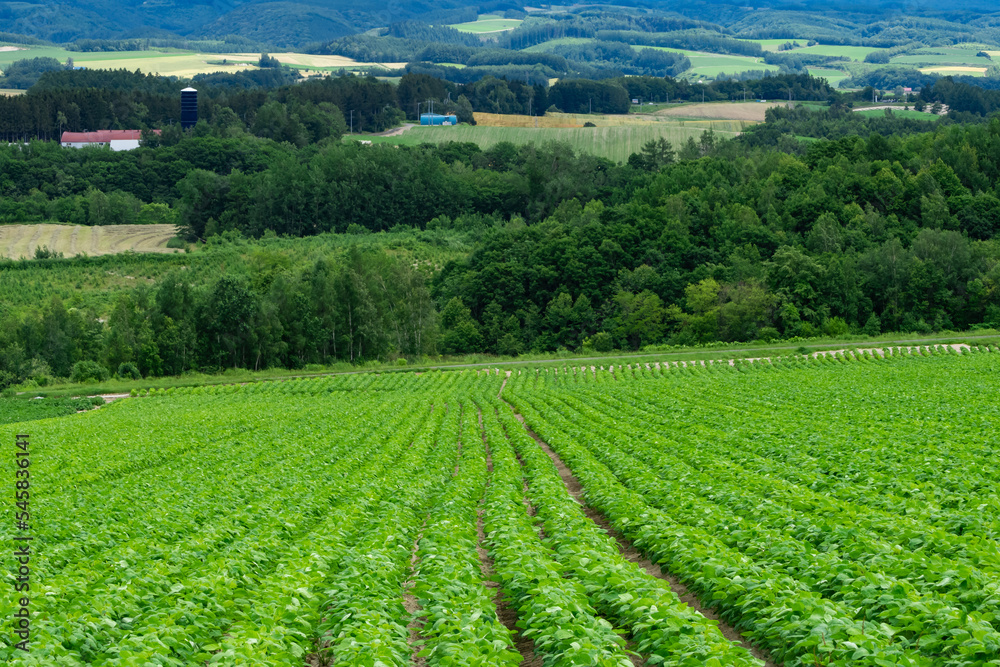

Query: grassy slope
[[0, 228, 472, 316]]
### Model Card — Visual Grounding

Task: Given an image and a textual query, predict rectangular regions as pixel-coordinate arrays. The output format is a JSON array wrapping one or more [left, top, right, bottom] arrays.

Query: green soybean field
[[2, 345, 1000, 666]]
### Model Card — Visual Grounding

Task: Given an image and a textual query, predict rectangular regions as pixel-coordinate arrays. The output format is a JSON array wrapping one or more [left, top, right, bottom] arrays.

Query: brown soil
[[498, 371, 510, 397], [477, 408, 543, 666], [508, 403, 778, 667], [403, 516, 428, 667]]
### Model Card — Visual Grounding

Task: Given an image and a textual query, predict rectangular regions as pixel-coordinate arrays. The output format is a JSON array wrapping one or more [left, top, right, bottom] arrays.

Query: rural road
[[371, 123, 417, 137]]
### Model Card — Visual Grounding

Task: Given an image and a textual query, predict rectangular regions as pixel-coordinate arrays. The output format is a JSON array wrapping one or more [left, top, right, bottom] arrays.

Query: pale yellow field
[[1, 47, 395, 78], [655, 102, 786, 122], [0, 88, 24, 96], [71, 53, 260, 77], [276, 53, 405, 69], [919, 66, 987, 74], [0, 224, 179, 259]]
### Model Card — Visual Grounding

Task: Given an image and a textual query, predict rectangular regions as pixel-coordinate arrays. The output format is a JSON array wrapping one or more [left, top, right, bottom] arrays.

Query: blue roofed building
[[420, 113, 458, 126]]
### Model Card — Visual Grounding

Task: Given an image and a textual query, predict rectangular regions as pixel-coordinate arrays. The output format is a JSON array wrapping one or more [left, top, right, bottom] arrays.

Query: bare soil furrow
[[508, 403, 778, 667]]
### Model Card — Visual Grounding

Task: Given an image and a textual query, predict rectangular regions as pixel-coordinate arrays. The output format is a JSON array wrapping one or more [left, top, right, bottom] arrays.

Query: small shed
[[420, 113, 458, 126]]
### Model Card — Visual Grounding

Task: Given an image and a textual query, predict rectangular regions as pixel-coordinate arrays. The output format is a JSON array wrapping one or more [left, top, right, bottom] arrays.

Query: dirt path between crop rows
[[504, 401, 779, 667], [477, 409, 543, 666]]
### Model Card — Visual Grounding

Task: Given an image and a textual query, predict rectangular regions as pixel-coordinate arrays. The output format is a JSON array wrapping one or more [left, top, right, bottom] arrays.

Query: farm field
[[449, 14, 523, 33], [806, 66, 850, 87], [0, 88, 23, 96], [892, 46, 994, 67], [854, 107, 942, 120], [358, 121, 744, 163], [653, 101, 784, 121], [789, 43, 879, 61], [636, 46, 779, 78], [1, 346, 999, 664], [919, 66, 987, 76], [0, 223, 178, 259], [473, 110, 744, 127], [0, 44, 394, 78]]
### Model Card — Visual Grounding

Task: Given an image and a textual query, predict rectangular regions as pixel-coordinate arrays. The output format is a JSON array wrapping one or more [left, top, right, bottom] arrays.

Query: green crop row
[[505, 395, 927, 667], [478, 399, 635, 666], [409, 404, 521, 665], [490, 397, 763, 667], [518, 390, 1000, 664]]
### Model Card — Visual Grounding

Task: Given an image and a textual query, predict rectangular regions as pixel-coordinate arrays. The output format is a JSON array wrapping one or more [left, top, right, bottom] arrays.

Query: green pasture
[[449, 15, 523, 33], [892, 46, 994, 67], [894, 52, 990, 66], [807, 66, 850, 87], [635, 46, 779, 78], [0, 44, 73, 68], [744, 38, 810, 52], [854, 108, 941, 120], [353, 122, 744, 163], [794, 44, 879, 61]]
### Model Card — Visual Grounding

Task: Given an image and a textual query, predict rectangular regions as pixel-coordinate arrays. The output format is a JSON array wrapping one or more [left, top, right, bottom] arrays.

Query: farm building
[[420, 113, 458, 126], [60, 130, 160, 151]]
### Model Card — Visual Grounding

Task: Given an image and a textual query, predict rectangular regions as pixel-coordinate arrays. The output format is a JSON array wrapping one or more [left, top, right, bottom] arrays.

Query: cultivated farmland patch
[[2, 347, 998, 663]]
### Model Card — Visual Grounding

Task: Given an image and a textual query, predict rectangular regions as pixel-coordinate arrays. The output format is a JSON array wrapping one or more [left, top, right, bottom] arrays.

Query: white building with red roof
[[60, 129, 160, 151]]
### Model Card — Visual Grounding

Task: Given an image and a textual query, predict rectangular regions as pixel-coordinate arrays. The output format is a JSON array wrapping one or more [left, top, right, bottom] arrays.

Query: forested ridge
[[3, 80, 1000, 384]]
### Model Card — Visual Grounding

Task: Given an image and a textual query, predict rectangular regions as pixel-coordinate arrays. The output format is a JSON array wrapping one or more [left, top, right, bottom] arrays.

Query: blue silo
[[181, 87, 198, 130]]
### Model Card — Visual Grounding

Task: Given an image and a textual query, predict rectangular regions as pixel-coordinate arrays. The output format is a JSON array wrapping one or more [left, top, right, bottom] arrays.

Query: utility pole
[[350, 109, 353, 133], [588, 95, 592, 114]]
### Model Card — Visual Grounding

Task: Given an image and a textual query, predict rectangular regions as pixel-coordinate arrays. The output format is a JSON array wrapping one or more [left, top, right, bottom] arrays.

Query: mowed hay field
[[362, 122, 743, 163], [0, 224, 178, 259], [0, 88, 23, 96], [655, 101, 785, 121]]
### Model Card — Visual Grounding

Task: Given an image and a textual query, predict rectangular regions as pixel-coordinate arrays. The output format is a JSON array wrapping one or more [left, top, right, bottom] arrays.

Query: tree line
[[0, 67, 846, 143], [4, 108, 1000, 375], [0, 247, 435, 388]]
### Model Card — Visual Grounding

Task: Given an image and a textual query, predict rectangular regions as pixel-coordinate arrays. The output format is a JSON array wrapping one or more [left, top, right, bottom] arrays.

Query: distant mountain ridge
[[2, 0, 999, 48], [0, 0, 489, 47]]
